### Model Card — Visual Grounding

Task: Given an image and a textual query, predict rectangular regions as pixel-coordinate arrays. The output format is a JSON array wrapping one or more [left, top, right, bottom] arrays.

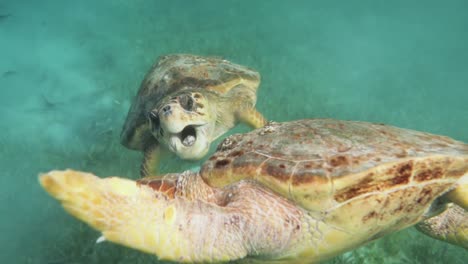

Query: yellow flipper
[[38, 170, 247, 262], [238, 107, 267, 129], [39, 170, 162, 253]]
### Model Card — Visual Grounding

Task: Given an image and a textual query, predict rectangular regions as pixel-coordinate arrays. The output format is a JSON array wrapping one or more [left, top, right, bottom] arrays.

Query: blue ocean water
[[0, 0, 467, 263]]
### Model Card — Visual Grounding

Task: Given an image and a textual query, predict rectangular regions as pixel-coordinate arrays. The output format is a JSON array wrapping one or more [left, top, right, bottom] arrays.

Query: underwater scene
[[1, 0, 467, 263]]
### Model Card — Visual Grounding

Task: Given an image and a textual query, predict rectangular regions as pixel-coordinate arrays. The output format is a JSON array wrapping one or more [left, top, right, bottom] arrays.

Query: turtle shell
[[201, 119, 468, 213], [120, 54, 260, 150]]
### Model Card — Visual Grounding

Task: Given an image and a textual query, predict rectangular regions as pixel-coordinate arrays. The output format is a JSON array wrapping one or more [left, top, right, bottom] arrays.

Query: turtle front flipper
[[38, 170, 187, 259], [224, 82, 266, 129], [39, 170, 145, 233], [39, 170, 312, 263], [416, 203, 468, 249], [237, 107, 267, 129], [140, 142, 161, 177]]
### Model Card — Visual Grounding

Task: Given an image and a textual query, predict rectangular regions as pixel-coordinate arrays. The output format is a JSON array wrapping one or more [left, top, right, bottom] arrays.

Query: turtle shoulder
[[201, 119, 468, 210]]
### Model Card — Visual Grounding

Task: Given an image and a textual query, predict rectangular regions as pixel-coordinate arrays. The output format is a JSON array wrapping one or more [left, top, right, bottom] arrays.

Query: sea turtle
[[40, 119, 468, 263], [121, 54, 266, 176]]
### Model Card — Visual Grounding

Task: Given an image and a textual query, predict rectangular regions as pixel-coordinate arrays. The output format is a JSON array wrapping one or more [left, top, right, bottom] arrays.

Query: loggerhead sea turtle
[[121, 54, 266, 176], [40, 119, 467, 263]]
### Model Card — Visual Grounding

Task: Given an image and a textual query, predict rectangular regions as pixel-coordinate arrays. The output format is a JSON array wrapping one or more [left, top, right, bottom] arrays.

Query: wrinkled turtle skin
[[121, 54, 266, 176], [40, 119, 467, 263]]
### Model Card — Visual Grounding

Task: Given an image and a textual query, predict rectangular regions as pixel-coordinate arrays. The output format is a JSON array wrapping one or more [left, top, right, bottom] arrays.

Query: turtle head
[[148, 90, 217, 160]]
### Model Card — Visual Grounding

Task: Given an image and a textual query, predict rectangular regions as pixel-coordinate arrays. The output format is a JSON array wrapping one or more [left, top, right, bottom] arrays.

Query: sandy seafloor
[[0, 0, 467, 263]]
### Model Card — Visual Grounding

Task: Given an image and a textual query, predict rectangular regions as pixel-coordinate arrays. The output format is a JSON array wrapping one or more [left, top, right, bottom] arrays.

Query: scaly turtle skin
[[121, 54, 266, 176], [40, 119, 468, 263]]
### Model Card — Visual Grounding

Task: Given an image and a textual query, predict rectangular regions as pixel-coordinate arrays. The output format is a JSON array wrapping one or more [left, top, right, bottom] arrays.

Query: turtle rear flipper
[[446, 178, 468, 210], [416, 203, 468, 249], [416, 179, 468, 249]]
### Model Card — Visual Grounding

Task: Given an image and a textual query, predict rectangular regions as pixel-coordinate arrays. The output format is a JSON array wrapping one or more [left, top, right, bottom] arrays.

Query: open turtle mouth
[[179, 125, 197, 147], [165, 123, 207, 152]]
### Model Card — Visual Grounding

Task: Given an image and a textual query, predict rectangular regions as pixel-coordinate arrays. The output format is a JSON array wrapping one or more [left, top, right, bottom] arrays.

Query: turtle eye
[[149, 111, 160, 130], [179, 94, 194, 111]]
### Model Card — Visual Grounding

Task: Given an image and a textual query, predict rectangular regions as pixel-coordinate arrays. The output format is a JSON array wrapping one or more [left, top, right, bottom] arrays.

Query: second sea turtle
[[121, 54, 266, 176]]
